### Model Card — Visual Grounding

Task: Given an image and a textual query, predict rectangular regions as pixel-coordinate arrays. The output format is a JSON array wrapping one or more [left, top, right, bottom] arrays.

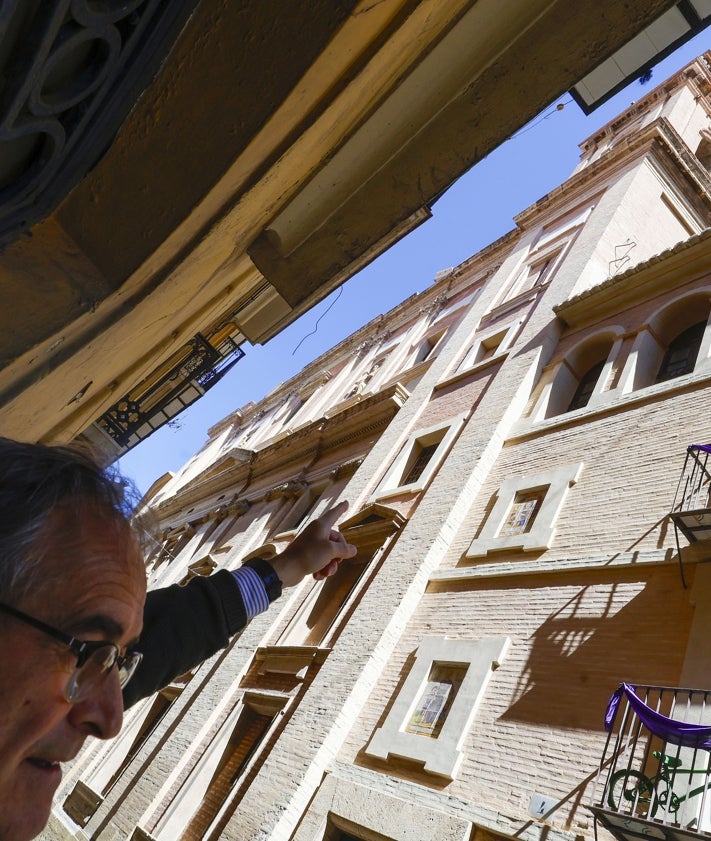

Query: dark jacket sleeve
[[123, 569, 249, 708]]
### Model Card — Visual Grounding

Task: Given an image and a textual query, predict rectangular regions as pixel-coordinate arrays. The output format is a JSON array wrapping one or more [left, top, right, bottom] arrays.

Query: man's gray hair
[[0, 437, 139, 603]]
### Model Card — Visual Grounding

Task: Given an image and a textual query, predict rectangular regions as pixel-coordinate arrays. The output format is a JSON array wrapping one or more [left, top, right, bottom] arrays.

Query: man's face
[[0, 505, 146, 841]]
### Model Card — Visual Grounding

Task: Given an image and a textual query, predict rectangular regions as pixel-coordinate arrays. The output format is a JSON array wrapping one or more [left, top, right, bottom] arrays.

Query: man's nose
[[67, 671, 124, 739]]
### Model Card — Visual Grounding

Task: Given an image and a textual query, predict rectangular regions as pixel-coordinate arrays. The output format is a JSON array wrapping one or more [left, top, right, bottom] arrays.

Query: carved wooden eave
[[554, 228, 711, 328]]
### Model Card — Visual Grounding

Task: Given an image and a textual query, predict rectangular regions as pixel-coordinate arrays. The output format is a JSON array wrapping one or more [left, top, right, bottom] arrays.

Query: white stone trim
[[466, 463, 583, 557], [529, 329, 624, 421], [292, 773, 472, 841], [365, 636, 510, 780], [370, 413, 467, 501], [431, 548, 672, 581], [451, 317, 523, 377]]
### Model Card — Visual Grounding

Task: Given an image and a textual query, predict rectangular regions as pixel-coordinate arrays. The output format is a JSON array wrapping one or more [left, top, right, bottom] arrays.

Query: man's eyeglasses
[[0, 601, 142, 703]]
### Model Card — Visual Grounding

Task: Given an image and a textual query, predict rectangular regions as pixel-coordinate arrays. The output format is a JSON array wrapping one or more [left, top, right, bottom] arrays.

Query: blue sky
[[119, 33, 711, 496]]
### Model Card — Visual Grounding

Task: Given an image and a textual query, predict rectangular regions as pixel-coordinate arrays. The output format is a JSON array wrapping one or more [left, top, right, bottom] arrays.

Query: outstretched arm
[[125, 501, 356, 707]]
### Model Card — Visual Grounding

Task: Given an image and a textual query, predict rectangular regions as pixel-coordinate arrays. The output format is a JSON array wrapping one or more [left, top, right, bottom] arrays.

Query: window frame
[[365, 636, 510, 780], [370, 413, 467, 501], [466, 463, 583, 557]]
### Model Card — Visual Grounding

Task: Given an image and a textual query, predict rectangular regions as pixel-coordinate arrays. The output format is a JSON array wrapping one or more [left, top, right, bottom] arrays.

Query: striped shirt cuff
[[232, 566, 270, 620]]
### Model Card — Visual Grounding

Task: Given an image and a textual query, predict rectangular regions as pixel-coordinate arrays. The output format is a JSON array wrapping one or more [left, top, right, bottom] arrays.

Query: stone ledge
[[430, 549, 676, 582]]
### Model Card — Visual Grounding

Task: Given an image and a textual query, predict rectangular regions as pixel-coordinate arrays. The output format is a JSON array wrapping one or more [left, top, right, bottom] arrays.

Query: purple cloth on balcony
[[605, 684, 711, 750], [689, 444, 711, 455]]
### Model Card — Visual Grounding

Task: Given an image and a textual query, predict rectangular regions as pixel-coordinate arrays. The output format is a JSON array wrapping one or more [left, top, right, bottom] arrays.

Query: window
[[621, 296, 711, 392], [413, 329, 445, 364], [529, 332, 620, 421], [402, 441, 439, 485], [180, 701, 279, 841], [461, 327, 507, 369], [277, 560, 367, 647], [505, 252, 561, 301], [274, 504, 402, 653], [366, 636, 509, 779], [291, 493, 321, 529], [567, 359, 606, 412], [371, 414, 467, 501], [64, 686, 181, 827], [476, 331, 505, 362], [451, 318, 523, 379], [523, 255, 556, 290], [153, 693, 285, 840], [498, 490, 545, 537], [101, 689, 177, 795], [467, 463, 583, 557], [655, 321, 705, 383]]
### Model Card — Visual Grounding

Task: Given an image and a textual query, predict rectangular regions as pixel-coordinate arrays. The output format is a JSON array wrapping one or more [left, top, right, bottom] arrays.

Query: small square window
[[498, 490, 545, 537], [478, 331, 504, 361], [366, 636, 509, 779], [414, 330, 446, 364], [466, 463, 583, 557], [402, 441, 440, 485], [371, 414, 467, 501]]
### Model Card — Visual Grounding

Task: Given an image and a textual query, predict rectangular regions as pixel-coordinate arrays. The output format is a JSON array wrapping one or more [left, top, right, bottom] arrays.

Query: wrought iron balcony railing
[[671, 444, 711, 538], [592, 684, 711, 841]]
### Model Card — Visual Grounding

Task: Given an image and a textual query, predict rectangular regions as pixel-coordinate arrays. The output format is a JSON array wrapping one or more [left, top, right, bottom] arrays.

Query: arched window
[[655, 321, 705, 384], [530, 331, 619, 421], [567, 359, 606, 412]]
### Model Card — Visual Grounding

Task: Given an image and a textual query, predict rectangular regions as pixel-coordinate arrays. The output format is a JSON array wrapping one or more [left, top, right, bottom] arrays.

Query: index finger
[[316, 499, 349, 531]]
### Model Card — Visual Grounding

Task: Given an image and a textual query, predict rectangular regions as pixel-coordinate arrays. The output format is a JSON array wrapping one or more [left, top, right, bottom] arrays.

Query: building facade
[[47, 54, 711, 841]]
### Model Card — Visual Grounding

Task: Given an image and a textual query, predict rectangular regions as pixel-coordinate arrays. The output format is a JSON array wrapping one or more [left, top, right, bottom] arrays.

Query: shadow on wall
[[501, 563, 694, 732]]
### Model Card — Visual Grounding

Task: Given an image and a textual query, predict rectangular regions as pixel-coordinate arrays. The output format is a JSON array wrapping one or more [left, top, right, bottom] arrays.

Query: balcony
[[592, 684, 711, 841], [669, 445, 711, 587]]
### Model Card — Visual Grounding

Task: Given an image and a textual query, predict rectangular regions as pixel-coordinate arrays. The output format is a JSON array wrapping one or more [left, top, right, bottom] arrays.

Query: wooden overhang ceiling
[[0, 0, 684, 444]]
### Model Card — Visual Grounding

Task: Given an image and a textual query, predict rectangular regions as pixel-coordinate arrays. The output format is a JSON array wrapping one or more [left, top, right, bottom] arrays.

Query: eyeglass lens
[[64, 645, 142, 703]]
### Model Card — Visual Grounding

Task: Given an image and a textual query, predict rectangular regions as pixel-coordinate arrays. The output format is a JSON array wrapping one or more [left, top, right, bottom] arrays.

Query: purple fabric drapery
[[605, 684, 711, 750], [689, 444, 711, 455]]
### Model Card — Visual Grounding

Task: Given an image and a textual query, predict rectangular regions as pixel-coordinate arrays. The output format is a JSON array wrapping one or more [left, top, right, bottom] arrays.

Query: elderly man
[[0, 438, 356, 841]]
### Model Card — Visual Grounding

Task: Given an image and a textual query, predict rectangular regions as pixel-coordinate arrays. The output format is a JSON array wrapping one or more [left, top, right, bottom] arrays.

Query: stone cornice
[[554, 228, 711, 328], [152, 384, 407, 520], [514, 117, 711, 232], [429, 548, 675, 582]]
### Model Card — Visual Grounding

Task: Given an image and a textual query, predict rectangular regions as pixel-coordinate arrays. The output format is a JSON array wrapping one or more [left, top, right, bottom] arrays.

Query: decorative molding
[[366, 636, 510, 780], [420, 292, 450, 318], [466, 463, 584, 557], [0, 1, 197, 247], [331, 456, 365, 480], [266, 479, 309, 501], [354, 338, 376, 358]]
